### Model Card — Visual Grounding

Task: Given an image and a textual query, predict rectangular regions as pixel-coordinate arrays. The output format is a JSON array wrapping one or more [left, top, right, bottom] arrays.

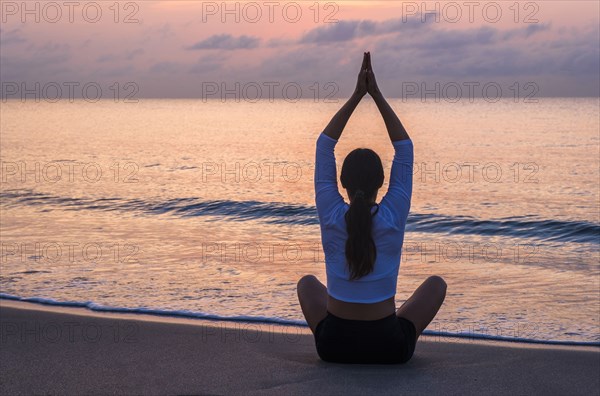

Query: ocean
[[1, 97, 598, 344]]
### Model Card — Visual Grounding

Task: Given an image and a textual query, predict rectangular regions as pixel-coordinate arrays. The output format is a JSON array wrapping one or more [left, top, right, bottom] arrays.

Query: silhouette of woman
[[297, 52, 447, 364]]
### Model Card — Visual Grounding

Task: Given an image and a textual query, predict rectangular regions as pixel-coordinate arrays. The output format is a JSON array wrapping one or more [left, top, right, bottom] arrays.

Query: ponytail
[[344, 190, 378, 280], [340, 148, 384, 280]]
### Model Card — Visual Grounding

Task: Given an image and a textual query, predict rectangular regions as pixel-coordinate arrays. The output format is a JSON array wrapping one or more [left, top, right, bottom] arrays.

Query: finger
[[361, 52, 368, 71], [367, 52, 372, 71]]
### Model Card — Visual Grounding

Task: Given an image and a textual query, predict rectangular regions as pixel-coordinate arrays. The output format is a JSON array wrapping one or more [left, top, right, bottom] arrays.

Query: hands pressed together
[[323, 51, 408, 142], [354, 51, 381, 99]]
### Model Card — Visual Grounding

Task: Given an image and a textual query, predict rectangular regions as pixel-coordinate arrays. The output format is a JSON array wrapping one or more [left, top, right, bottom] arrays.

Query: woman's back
[[315, 133, 414, 305]]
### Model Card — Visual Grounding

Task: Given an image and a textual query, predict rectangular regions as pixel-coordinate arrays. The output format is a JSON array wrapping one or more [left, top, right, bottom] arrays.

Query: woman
[[297, 52, 447, 364]]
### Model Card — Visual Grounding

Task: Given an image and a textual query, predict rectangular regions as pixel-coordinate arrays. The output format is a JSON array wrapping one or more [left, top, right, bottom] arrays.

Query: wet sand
[[1, 300, 598, 395]]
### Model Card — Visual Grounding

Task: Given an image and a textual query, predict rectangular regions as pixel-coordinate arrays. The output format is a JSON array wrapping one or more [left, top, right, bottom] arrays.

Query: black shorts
[[314, 311, 417, 364]]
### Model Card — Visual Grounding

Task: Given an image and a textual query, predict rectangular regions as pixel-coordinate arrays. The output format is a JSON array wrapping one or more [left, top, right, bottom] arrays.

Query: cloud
[[187, 34, 260, 50], [0, 28, 27, 45], [368, 22, 599, 82], [189, 55, 227, 74], [502, 23, 551, 40], [187, 18, 597, 97], [146, 23, 175, 40], [374, 16, 434, 34], [91, 65, 136, 78], [266, 37, 297, 48], [300, 20, 364, 43], [524, 23, 551, 38], [299, 16, 434, 44], [97, 48, 145, 63], [1, 11, 597, 98], [149, 61, 182, 74], [415, 26, 498, 51], [0, 40, 72, 80]]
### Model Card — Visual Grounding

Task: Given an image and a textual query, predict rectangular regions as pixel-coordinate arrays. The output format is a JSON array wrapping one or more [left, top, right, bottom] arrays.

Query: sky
[[1, 0, 599, 98]]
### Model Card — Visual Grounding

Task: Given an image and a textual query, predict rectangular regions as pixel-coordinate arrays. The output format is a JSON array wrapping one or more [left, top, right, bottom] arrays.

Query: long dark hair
[[340, 148, 384, 280]]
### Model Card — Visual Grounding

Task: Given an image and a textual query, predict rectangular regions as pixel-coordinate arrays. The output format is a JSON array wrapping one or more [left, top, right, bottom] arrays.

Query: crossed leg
[[296, 275, 328, 334], [396, 275, 447, 339], [297, 274, 447, 338]]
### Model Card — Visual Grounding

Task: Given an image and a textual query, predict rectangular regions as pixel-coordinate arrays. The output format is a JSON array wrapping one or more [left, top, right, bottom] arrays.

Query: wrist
[[351, 90, 365, 101], [371, 90, 383, 101]]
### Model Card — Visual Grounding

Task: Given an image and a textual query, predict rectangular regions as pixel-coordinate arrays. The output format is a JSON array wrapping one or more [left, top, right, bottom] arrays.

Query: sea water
[[1, 98, 598, 344]]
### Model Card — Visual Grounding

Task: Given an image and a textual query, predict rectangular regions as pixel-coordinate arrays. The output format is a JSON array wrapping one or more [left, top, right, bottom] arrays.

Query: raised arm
[[322, 53, 369, 140], [315, 53, 369, 221], [365, 52, 413, 224], [366, 52, 410, 142]]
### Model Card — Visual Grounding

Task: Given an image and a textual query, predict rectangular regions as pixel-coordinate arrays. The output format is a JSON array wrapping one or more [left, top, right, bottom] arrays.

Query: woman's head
[[340, 148, 384, 280]]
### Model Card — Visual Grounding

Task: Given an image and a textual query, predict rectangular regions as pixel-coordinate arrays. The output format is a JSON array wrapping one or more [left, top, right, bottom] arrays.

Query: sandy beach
[[1, 300, 598, 395]]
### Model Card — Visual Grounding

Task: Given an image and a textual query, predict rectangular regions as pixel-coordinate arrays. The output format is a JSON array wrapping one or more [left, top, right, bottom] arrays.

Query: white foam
[[2, 293, 598, 347]]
